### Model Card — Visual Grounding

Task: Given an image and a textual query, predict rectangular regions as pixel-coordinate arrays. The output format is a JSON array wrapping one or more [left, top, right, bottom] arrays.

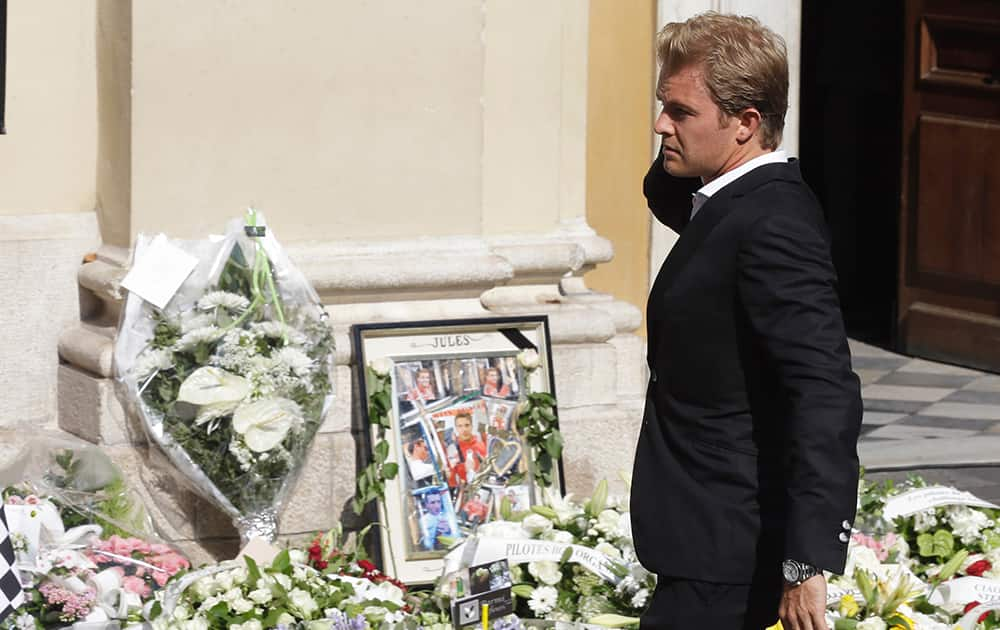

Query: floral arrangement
[[437, 480, 654, 628], [116, 212, 335, 542], [146, 550, 419, 630]]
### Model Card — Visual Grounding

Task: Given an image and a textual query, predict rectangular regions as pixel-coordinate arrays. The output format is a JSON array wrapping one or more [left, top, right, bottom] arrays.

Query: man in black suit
[[629, 13, 863, 630]]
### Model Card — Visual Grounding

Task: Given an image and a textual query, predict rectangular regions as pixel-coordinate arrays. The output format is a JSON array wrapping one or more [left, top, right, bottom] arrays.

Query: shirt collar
[[691, 150, 788, 218]]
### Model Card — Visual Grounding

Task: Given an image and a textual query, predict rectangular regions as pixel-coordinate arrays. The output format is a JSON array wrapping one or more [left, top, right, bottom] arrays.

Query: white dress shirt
[[690, 150, 789, 219]]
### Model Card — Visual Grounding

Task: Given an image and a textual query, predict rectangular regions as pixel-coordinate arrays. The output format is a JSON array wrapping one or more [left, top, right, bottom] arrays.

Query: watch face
[[782, 561, 799, 584]]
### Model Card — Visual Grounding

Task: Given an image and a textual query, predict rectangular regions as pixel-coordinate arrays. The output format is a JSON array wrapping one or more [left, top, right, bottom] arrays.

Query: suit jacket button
[[838, 532, 849, 543], [650, 369, 658, 383], [842, 520, 851, 530]]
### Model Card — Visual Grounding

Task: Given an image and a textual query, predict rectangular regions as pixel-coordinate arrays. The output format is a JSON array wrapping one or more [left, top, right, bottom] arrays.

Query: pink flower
[[121, 575, 151, 598], [24, 495, 40, 505], [6, 496, 23, 505]]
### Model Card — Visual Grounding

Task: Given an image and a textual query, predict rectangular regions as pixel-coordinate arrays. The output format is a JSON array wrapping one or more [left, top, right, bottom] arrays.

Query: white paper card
[[4, 504, 42, 567], [121, 234, 199, 309], [235, 536, 280, 566], [883, 486, 999, 520], [445, 537, 620, 583]]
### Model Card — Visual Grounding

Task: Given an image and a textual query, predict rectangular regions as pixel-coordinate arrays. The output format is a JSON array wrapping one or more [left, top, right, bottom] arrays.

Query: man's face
[[486, 369, 499, 385], [654, 63, 740, 182], [417, 371, 431, 388], [455, 416, 473, 440], [426, 493, 442, 514], [412, 439, 429, 462]]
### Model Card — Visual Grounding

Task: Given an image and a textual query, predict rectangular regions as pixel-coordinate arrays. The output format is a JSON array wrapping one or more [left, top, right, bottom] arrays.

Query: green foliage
[[917, 529, 955, 559], [353, 367, 397, 515], [515, 391, 563, 488]]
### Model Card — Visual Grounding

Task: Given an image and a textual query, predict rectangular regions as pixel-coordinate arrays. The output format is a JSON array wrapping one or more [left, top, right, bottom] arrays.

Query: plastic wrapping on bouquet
[[113, 211, 336, 545]]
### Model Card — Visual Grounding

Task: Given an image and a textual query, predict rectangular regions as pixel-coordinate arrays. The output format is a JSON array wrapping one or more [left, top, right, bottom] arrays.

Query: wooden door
[[898, 0, 1000, 371]]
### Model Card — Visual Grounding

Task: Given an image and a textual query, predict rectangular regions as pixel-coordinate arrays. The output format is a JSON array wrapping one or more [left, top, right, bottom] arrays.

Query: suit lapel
[[650, 161, 804, 297]]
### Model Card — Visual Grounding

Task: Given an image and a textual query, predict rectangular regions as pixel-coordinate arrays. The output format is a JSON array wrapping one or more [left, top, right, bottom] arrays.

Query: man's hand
[[779, 574, 828, 630]]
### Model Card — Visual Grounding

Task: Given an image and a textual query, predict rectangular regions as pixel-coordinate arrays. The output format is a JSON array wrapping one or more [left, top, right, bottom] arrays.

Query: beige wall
[[123, 1, 589, 244], [0, 1, 98, 215], [584, 0, 654, 331]]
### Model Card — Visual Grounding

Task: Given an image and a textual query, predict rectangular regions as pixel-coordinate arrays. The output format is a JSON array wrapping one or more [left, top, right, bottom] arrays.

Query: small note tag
[[883, 486, 999, 520], [235, 536, 281, 566], [244, 225, 266, 237], [121, 234, 199, 310]]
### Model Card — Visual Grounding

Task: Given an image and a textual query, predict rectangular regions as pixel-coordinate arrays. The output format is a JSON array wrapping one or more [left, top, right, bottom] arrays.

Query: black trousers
[[639, 573, 783, 630]]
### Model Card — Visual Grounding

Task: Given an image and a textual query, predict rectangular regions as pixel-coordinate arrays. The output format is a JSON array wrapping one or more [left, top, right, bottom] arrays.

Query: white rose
[[230, 567, 248, 585], [213, 572, 233, 592], [222, 587, 243, 603], [528, 560, 563, 586], [844, 544, 881, 577], [232, 398, 302, 452], [231, 598, 254, 614], [522, 513, 555, 536], [277, 613, 295, 625], [191, 576, 218, 600], [274, 573, 292, 590], [517, 349, 540, 370], [371, 580, 406, 605], [370, 358, 393, 377], [172, 603, 192, 621], [289, 588, 318, 616], [247, 588, 272, 605], [857, 617, 887, 630], [596, 509, 622, 534], [289, 549, 307, 565]]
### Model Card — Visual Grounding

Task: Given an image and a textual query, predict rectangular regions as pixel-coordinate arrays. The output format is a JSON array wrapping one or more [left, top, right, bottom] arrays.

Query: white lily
[[232, 398, 301, 452], [177, 366, 250, 408]]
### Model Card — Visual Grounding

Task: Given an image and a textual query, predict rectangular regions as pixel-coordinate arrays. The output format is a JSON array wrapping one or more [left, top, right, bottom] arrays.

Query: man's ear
[[736, 108, 763, 144]]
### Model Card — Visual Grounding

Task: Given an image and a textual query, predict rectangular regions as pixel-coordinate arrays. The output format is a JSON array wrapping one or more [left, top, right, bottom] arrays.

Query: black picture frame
[[352, 316, 564, 585]]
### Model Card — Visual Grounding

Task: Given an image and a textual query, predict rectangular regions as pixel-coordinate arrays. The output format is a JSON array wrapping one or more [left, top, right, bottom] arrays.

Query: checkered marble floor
[[852, 339, 1000, 470]]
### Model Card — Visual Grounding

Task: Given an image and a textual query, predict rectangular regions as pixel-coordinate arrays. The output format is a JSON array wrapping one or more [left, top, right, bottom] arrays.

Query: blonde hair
[[657, 12, 788, 150]]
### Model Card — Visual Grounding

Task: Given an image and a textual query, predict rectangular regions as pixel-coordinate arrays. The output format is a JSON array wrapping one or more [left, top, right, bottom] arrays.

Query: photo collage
[[392, 355, 534, 557]]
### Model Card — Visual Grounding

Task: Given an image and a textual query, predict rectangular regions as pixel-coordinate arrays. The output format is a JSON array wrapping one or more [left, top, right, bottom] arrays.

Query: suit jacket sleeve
[[643, 153, 701, 233], [736, 210, 863, 574]]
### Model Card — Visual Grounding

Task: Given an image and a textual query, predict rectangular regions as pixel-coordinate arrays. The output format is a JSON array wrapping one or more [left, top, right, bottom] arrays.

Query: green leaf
[[382, 462, 399, 479], [531, 505, 558, 520], [512, 584, 535, 598], [148, 601, 162, 619], [589, 479, 608, 517], [833, 619, 858, 630], [559, 546, 573, 566], [271, 548, 291, 573], [918, 529, 955, 559], [244, 555, 262, 584], [937, 548, 969, 582], [500, 496, 513, 521], [375, 440, 390, 464]]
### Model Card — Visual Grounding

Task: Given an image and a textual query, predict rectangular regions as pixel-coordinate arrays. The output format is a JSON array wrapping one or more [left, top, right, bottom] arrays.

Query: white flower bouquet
[[438, 481, 654, 629], [147, 551, 412, 630], [115, 211, 335, 542]]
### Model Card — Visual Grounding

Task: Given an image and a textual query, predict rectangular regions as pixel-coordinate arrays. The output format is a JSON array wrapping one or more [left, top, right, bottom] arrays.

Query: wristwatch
[[782, 559, 820, 586]]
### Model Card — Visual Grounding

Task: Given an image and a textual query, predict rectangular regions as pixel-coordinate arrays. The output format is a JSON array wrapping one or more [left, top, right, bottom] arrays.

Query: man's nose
[[654, 110, 673, 136]]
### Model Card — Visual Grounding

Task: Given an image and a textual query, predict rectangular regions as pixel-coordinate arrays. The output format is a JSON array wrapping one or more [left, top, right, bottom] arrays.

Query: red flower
[[358, 559, 377, 574], [316, 560, 328, 570], [967, 559, 992, 577]]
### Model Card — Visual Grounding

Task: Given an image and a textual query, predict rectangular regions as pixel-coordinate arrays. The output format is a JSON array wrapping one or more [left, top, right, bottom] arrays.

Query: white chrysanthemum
[[180, 312, 216, 334], [913, 509, 938, 533], [13, 613, 36, 630], [134, 348, 174, 379], [273, 346, 314, 377], [528, 560, 562, 586], [247, 588, 272, 605], [527, 585, 559, 616], [230, 597, 254, 614], [947, 505, 991, 545], [198, 291, 250, 312], [251, 321, 306, 345], [175, 326, 225, 351], [630, 588, 649, 609]]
